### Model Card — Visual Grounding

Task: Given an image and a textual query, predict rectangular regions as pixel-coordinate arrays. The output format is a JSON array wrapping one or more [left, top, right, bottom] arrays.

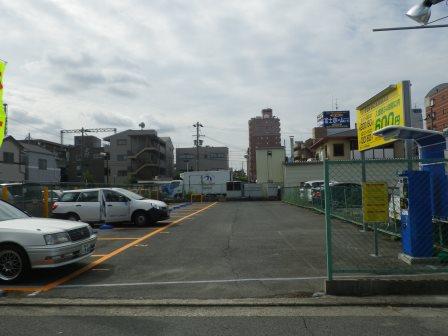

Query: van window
[[60, 192, 80, 202], [104, 190, 128, 202], [78, 191, 99, 202]]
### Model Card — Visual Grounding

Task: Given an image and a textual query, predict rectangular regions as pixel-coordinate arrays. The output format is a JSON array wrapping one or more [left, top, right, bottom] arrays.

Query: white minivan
[[52, 188, 169, 226]]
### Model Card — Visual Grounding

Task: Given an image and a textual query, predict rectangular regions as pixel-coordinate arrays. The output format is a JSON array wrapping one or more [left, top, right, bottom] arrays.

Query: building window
[[118, 170, 127, 177], [38, 159, 47, 170], [117, 139, 127, 146], [117, 154, 127, 161], [333, 144, 345, 157], [209, 153, 226, 159], [3, 152, 14, 163]]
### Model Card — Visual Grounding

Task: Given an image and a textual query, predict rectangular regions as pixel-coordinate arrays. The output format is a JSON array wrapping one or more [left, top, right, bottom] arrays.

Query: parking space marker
[[114, 228, 153, 231], [98, 237, 140, 240], [39, 202, 218, 293], [0, 287, 43, 293]]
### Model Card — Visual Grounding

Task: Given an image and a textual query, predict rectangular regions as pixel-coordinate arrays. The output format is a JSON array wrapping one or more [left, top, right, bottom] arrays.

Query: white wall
[[283, 162, 324, 187], [0, 138, 25, 182], [256, 148, 285, 184]]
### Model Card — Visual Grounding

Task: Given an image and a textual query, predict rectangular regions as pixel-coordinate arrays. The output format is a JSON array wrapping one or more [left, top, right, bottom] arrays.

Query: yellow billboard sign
[[0, 61, 5, 147], [357, 82, 406, 152], [362, 182, 389, 223]]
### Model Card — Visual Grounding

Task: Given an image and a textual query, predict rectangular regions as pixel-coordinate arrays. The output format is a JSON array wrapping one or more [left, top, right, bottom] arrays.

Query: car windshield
[[0, 201, 29, 221], [115, 188, 145, 200]]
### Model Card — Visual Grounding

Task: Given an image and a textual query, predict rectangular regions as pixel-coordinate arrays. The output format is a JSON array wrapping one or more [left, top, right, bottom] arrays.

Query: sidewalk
[[2, 295, 448, 307]]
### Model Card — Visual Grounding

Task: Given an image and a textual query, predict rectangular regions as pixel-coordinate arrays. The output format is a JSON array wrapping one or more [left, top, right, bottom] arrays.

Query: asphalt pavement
[[2, 201, 329, 299], [2, 305, 448, 336], [4, 201, 448, 335], [43, 201, 327, 299]]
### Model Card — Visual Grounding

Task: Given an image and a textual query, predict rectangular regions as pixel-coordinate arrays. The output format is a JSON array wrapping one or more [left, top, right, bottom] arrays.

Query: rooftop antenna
[[335, 98, 339, 110]]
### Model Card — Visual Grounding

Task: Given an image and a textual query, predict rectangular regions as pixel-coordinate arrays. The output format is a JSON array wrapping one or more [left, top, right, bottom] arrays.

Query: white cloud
[[1, 0, 448, 167]]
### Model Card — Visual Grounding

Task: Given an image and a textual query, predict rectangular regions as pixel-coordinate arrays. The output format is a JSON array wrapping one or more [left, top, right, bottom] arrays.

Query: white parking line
[[57, 276, 325, 288], [55, 272, 448, 289]]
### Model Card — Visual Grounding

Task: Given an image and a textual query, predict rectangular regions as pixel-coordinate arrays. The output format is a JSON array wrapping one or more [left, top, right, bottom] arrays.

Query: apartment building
[[66, 135, 106, 183], [425, 83, 448, 131], [104, 129, 173, 184], [176, 146, 229, 172], [247, 108, 281, 182]]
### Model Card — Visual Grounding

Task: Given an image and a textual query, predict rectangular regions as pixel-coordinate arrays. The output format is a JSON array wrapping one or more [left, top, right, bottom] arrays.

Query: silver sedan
[[0, 200, 97, 283]]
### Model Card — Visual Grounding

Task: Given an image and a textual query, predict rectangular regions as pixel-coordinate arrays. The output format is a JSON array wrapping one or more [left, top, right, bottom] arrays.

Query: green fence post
[[343, 187, 348, 217], [324, 159, 333, 281], [361, 152, 367, 232], [372, 223, 379, 257]]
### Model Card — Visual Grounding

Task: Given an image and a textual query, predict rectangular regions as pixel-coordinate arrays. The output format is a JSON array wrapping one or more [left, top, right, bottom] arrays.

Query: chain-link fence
[[1, 181, 283, 218], [0, 182, 168, 218], [283, 158, 448, 277], [323, 158, 448, 278]]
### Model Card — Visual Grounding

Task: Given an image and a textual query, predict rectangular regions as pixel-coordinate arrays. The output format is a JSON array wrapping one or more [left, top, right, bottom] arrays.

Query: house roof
[[3, 135, 23, 148], [29, 139, 71, 148], [310, 129, 357, 150], [20, 142, 55, 156], [255, 146, 285, 151], [103, 129, 158, 141], [426, 83, 448, 98]]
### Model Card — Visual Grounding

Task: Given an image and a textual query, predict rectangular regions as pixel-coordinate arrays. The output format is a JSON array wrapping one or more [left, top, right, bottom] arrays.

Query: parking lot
[[1, 201, 329, 299]]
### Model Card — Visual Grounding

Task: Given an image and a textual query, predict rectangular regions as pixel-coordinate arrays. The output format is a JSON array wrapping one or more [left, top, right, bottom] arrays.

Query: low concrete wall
[[326, 279, 448, 296]]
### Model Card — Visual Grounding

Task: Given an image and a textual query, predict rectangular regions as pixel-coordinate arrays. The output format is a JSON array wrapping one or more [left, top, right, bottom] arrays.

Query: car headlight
[[87, 225, 94, 236], [153, 204, 161, 210], [44, 232, 70, 245]]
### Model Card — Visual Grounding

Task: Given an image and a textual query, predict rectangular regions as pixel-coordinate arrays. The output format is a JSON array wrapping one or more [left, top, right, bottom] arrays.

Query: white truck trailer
[[180, 170, 231, 196]]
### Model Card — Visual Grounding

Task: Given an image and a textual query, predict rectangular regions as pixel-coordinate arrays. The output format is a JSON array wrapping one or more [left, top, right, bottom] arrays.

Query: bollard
[[2, 186, 8, 201], [42, 187, 49, 218]]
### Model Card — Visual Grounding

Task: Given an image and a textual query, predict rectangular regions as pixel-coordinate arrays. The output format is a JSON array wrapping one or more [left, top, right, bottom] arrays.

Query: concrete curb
[[326, 279, 448, 296], [2, 296, 448, 307]]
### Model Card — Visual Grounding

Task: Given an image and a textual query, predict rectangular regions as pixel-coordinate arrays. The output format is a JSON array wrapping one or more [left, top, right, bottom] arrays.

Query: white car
[[52, 188, 169, 226], [0, 200, 97, 283], [299, 180, 325, 202]]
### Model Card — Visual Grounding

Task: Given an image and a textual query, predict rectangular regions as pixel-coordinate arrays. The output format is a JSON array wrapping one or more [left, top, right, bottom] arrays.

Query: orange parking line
[[0, 287, 42, 293], [40, 202, 218, 293], [98, 237, 140, 241], [114, 228, 152, 231]]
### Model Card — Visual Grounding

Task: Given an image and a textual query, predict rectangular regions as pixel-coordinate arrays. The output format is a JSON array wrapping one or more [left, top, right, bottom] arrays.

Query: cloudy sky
[[1, 0, 448, 169]]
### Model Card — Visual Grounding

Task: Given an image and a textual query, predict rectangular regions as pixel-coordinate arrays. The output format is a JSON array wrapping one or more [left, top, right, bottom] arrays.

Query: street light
[[373, 0, 447, 32], [406, 0, 444, 25]]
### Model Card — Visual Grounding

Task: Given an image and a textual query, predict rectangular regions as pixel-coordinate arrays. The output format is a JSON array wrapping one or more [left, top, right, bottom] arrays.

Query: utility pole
[[193, 122, 203, 171]]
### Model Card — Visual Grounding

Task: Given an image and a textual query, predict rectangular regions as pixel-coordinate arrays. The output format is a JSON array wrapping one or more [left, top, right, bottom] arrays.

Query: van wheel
[[0, 244, 30, 283], [133, 211, 149, 226], [66, 213, 80, 221]]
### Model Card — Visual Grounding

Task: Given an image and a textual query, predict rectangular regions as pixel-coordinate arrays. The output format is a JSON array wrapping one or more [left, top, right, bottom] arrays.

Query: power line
[[203, 135, 247, 151], [7, 116, 60, 141]]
